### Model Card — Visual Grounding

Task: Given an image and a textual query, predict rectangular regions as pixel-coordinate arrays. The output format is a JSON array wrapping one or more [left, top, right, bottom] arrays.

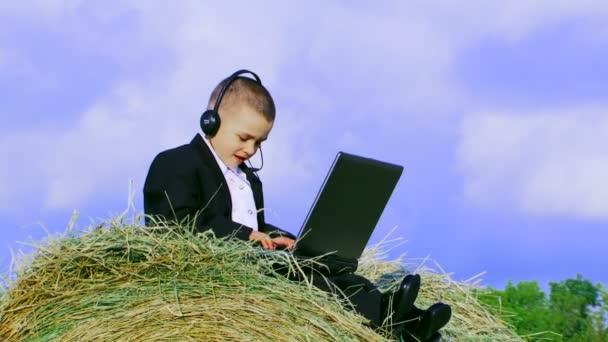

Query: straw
[[1, 220, 522, 341]]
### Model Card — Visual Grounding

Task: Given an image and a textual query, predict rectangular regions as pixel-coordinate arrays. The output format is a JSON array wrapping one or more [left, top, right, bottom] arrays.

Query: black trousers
[[309, 272, 384, 328]]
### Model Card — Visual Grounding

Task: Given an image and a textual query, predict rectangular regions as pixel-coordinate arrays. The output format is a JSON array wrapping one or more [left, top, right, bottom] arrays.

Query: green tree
[[580, 283, 608, 341], [477, 275, 608, 341], [477, 280, 553, 337], [548, 274, 598, 340]]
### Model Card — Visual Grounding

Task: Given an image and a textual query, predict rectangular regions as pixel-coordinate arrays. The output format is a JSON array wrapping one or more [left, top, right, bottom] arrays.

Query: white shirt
[[202, 135, 259, 231]]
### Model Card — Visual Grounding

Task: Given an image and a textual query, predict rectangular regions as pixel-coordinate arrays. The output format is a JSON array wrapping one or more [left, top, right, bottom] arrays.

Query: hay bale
[[0, 221, 521, 341]]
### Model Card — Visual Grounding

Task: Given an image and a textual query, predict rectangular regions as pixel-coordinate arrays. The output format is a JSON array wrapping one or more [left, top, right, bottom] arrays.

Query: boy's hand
[[271, 237, 295, 250], [249, 231, 275, 250]]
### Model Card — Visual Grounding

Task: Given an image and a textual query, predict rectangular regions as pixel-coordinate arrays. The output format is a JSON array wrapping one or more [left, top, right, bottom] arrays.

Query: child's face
[[209, 103, 273, 168]]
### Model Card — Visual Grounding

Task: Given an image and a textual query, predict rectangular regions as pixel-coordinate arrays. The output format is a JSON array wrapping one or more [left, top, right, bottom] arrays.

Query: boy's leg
[[319, 273, 384, 329]]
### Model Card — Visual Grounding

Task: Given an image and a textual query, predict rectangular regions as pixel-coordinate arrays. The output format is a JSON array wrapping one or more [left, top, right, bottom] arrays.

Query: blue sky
[[1, 1, 607, 289]]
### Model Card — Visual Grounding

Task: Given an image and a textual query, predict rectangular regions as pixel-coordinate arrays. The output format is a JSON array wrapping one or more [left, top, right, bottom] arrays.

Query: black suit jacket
[[143, 133, 296, 241]]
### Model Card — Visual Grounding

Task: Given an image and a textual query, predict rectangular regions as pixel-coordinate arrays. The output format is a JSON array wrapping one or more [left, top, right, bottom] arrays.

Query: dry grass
[[0, 219, 522, 341]]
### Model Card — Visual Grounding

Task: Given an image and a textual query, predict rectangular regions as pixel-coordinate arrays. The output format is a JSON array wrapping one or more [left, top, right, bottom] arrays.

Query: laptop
[[289, 151, 403, 263]]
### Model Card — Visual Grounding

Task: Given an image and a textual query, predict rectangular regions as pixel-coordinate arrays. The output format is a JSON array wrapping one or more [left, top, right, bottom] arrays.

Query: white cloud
[[0, 2, 321, 210], [458, 108, 608, 219], [1, 1, 608, 212]]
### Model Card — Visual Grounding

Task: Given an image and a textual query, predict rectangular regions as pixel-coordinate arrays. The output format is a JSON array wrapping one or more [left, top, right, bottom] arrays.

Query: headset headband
[[212, 69, 262, 112]]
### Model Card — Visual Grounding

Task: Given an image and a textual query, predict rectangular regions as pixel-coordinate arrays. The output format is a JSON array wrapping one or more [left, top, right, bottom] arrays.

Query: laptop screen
[[294, 152, 403, 260]]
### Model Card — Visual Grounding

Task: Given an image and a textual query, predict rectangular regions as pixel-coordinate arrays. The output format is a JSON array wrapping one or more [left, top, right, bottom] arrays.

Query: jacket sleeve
[[263, 223, 297, 240], [143, 151, 253, 241]]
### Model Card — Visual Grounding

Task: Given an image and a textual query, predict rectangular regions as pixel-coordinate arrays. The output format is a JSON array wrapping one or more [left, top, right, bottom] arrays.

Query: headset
[[200, 69, 264, 172]]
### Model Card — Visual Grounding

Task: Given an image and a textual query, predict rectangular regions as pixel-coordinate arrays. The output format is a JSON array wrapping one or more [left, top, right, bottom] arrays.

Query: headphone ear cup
[[200, 110, 220, 136]]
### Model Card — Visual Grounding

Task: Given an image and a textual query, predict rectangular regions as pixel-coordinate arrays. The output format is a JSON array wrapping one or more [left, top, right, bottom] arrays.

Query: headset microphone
[[247, 145, 264, 173]]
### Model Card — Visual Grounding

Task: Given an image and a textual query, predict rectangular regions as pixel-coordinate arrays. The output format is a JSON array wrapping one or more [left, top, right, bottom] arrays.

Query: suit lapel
[[241, 167, 263, 206], [190, 134, 232, 210], [240, 163, 265, 227]]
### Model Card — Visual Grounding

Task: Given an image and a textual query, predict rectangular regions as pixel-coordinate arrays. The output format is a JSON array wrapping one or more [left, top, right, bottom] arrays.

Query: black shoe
[[393, 274, 421, 323], [396, 306, 424, 341], [427, 332, 442, 342], [412, 303, 451, 341]]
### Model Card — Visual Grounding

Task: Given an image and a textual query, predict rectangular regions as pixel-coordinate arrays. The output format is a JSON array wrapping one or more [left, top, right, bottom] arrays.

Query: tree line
[[477, 274, 607, 341]]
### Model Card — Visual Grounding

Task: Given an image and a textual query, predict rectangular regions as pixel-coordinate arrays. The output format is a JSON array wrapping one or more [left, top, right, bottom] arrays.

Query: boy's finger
[[264, 240, 274, 250]]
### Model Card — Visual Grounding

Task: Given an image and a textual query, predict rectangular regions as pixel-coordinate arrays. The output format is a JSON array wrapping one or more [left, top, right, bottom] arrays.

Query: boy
[[143, 70, 450, 341]]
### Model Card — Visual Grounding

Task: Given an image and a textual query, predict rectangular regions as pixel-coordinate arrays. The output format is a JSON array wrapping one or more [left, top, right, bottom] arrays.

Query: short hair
[[207, 76, 275, 122]]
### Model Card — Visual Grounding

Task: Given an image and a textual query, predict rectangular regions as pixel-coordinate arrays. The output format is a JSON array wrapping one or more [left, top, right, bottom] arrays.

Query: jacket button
[[239, 185, 244, 190], [248, 209, 253, 215]]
